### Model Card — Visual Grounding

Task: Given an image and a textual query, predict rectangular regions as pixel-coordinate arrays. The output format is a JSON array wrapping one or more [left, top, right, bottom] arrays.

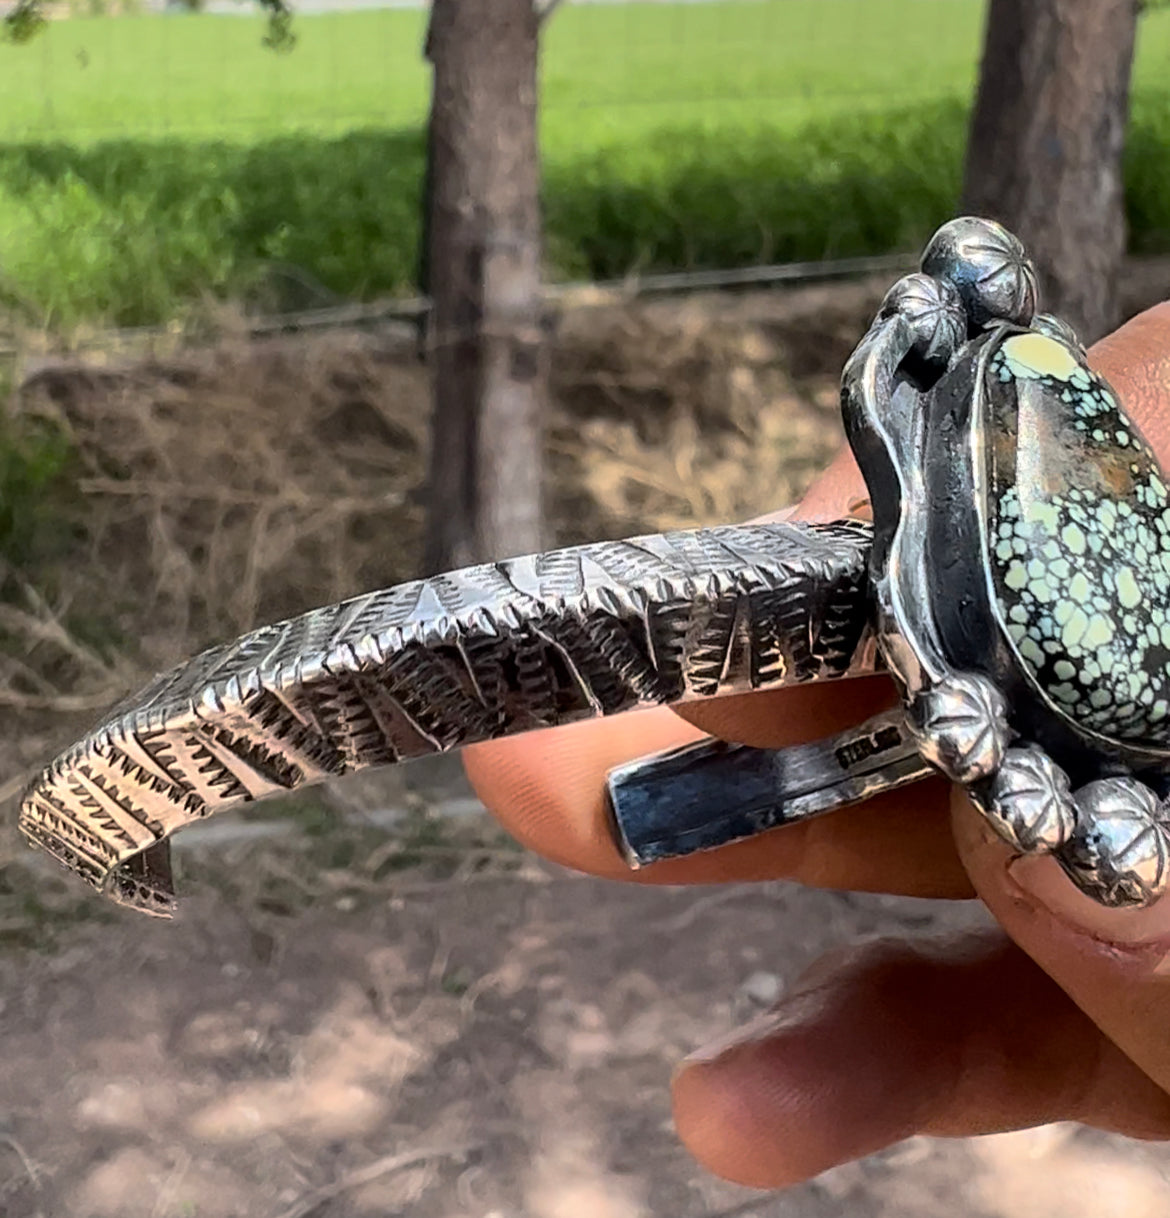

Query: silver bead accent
[[979, 745, 1074, 854], [909, 673, 1008, 785], [920, 216, 1038, 330], [879, 272, 967, 367], [1031, 312, 1086, 358], [1059, 778, 1170, 909]]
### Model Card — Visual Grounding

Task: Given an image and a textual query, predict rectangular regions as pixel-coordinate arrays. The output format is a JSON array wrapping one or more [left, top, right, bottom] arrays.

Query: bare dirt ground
[[5, 797, 1170, 1218], [3, 270, 1170, 1217]]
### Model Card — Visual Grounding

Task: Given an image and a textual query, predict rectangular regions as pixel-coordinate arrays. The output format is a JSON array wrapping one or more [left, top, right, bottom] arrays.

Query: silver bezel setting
[[844, 216, 1170, 909]]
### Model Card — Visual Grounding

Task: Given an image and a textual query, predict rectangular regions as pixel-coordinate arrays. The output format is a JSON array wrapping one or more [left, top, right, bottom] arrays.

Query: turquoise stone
[[986, 331, 1170, 745]]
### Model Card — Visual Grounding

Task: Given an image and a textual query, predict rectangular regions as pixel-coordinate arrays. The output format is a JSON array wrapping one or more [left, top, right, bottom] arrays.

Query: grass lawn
[[0, 0, 1166, 328]]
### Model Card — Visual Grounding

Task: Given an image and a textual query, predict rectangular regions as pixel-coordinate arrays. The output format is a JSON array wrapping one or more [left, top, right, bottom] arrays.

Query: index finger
[[465, 303, 1170, 895]]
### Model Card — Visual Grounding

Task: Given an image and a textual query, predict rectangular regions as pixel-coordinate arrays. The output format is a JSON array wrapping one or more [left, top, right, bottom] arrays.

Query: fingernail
[[680, 987, 825, 1069], [955, 788, 1170, 948], [1009, 853, 1170, 946]]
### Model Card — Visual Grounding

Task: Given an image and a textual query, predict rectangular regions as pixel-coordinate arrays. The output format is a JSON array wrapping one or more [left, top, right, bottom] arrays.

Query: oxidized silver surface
[[21, 520, 874, 913], [21, 215, 1170, 916], [979, 745, 1075, 855], [842, 216, 1170, 909], [1060, 778, 1170, 907], [919, 215, 1037, 329], [907, 673, 1008, 786]]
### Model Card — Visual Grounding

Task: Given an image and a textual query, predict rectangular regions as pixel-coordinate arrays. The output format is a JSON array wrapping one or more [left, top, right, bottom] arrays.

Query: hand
[[463, 303, 1170, 1188]]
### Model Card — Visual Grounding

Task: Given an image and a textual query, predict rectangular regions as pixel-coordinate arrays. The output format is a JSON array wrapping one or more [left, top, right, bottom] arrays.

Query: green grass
[[0, 2, 987, 141], [0, 1, 1167, 329]]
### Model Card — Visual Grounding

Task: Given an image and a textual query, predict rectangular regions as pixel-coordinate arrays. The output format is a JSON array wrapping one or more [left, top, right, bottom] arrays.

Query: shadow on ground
[[2, 790, 1170, 1218]]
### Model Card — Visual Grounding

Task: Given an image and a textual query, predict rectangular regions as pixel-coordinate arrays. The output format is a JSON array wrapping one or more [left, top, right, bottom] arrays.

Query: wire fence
[[1, 0, 1167, 332]]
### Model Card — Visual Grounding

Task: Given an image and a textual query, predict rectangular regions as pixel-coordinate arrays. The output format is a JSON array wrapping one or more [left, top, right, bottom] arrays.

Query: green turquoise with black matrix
[[987, 330, 1170, 745]]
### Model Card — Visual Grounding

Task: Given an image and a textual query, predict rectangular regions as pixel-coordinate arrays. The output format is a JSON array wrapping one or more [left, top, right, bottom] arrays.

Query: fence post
[[422, 0, 548, 574], [962, 0, 1139, 342]]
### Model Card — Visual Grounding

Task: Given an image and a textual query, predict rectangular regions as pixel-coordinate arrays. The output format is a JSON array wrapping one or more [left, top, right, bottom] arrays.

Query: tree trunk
[[422, 0, 547, 574], [962, 0, 1138, 342]]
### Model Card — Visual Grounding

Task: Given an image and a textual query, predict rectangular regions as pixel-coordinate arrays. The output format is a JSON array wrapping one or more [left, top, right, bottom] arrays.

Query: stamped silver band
[[21, 518, 878, 914]]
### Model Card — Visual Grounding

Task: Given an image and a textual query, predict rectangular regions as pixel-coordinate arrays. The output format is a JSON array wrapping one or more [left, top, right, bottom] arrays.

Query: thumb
[[954, 790, 1170, 1097]]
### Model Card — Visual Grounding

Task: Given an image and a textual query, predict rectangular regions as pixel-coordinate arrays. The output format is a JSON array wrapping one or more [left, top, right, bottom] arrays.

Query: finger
[[466, 303, 1170, 890], [1088, 301, 1170, 456], [465, 566, 965, 895], [672, 928, 1170, 1189], [465, 688, 967, 896], [642, 299, 1170, 871], [954, 790, 1170, 1112], [790, 443, 869, 524]]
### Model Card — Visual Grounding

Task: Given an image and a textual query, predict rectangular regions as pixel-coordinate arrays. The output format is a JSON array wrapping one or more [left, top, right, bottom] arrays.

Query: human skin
[[464, 303, 1170, 1189]]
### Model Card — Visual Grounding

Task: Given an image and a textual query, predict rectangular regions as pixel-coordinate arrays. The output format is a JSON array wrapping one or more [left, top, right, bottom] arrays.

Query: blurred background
[[0, 1, 1168, 1215]]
